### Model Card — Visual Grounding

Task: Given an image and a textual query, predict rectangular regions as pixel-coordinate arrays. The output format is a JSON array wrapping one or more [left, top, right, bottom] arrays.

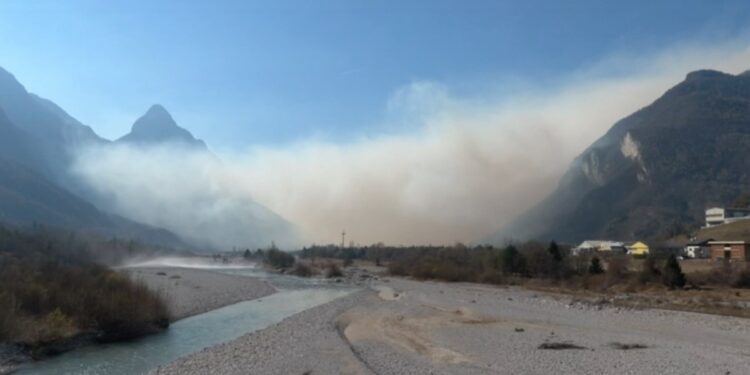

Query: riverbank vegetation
[[300, 242, 750, 317], [0, 226, 171, 352], [299, 242, 750, 290]]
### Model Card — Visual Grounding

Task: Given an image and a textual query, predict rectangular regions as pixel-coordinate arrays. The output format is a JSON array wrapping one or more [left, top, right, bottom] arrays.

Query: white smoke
[[72, 143, 298, 250], [72, 40, 750, 247]]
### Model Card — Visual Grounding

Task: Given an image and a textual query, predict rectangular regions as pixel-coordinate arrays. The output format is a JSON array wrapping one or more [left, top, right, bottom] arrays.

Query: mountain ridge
[[0, 65, 296, 251], [491, 69, 750, 244]]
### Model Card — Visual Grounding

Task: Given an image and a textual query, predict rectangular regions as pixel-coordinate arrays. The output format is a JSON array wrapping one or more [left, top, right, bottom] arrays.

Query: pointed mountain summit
[[117, 104, 207, 148]]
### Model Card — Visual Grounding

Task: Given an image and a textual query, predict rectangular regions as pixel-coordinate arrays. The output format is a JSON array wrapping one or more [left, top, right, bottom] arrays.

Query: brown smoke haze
[[72, 41, 750, 248]]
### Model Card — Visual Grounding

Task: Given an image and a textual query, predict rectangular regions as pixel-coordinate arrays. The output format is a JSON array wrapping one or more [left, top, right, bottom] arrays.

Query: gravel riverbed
[[124, 267, 276, 320], [154, 276, 750, 375]]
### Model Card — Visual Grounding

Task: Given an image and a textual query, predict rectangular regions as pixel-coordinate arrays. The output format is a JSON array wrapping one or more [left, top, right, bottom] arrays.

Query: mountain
[[0, 66, 297, 250], [0, 106, 46, 172], [0, 68, 188, 247], [110, 104, 296, 250], [0, 156, 186, 247], [492, 69, 750, 244], [0, 67, 107, 181], [117, 104, 207, 148]]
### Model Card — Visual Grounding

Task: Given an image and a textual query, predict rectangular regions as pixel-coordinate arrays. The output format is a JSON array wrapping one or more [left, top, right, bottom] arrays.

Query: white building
[[705, 207, 750, 228], [684, 239, 711, 259], [572, 240, 626, 256]]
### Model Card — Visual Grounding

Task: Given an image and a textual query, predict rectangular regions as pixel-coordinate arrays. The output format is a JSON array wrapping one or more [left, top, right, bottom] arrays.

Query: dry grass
[[528, 279, 750, 319], [679, 259, 720, 273]]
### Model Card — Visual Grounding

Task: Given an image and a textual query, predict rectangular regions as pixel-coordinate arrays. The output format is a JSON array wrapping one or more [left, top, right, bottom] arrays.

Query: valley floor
[[154, 277, 750, 375]]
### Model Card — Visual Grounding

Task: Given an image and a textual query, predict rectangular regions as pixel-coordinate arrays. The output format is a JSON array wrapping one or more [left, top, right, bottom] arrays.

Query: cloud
[[72, 39, 750, 248]]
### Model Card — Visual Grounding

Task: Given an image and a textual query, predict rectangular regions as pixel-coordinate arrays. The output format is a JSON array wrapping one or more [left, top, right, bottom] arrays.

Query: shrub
[[387, 261, 409, 276], [733, 265, 750, 288], [478, 270, 504, 285], [265, 249, 295, 269], [638, 256, 661, 284], [36, 308, 77, 343], [90, 273, 170, 342], [291, 263, 314, 277], [661, 254, 686, 289], [325, 263, 344, 278], [429, 262, 472, 282], [0, 292, 20, 341], [688, 260, 733, 286], [606, 256, 630, 287], [0, 260, 170, 344], [588, 257, 604, 275]]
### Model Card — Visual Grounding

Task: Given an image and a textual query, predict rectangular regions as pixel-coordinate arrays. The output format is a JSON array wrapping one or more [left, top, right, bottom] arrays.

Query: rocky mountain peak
[[118, 104, 206, 148]]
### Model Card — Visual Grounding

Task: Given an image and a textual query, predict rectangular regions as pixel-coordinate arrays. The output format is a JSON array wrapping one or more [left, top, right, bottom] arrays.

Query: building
[[705, 207, 750, 227], [708, 241, 750, 261], [684, 239, 711, 259], [572, 240, 625, 255], [625, 241, 650, 256]]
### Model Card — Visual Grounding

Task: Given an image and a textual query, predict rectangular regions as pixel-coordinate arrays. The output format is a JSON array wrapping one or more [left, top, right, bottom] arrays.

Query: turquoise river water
[[16, 266, 353, 375]]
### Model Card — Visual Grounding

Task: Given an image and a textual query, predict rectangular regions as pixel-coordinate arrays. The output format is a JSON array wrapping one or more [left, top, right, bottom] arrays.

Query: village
[[572, 206, 750, 261]]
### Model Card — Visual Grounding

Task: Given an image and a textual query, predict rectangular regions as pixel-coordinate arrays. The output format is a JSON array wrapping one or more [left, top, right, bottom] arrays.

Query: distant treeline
[[298, 242, 750, 290], [299, 242, 573, 282], [243, 246, 296, 269], [0, 226, 171, 349]]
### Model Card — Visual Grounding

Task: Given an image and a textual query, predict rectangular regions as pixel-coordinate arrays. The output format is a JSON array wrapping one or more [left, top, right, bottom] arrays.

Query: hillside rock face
[[493, 69, 750, 244], [117, 104, 207, 148]]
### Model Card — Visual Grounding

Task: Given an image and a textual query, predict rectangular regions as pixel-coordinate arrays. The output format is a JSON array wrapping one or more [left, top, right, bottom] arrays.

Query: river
[[16, 266, 354, 375]]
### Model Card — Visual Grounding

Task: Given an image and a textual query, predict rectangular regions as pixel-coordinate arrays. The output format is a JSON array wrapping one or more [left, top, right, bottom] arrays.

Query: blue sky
[[1, 0, 749, 149]]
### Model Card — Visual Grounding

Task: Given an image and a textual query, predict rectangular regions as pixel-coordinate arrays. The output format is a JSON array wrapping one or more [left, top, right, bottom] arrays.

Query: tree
[[588, 257, 604, 274], [265, 248, 295, 269], [500, 245, 526, 276], [661, 254, 686, 289], [548, 241, 562, 262]]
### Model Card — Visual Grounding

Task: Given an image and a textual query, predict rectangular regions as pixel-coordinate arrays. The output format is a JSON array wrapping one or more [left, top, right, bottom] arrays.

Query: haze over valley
[[2, 2, 750, 375], [4, 43, 750, 248]]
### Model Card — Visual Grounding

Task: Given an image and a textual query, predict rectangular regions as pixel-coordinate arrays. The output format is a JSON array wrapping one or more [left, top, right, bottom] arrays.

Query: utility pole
[[341, 230, 346, 249]]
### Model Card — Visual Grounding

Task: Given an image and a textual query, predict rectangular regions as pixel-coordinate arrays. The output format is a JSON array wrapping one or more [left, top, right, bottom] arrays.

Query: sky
[[1, 1, 749, 149], [4, 1, 750, 247]]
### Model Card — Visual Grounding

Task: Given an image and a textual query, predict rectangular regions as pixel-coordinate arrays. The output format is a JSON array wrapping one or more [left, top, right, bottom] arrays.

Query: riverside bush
[[291, 262, 314, 277], [0, 226, 170, 345], [661, 255, 686, 289], [588, 257, 604, 275], [265, 248, 295, 269], [325, 263, 344, 278]]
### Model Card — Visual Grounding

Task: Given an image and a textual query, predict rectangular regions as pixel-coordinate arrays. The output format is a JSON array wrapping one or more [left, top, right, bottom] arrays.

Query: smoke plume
[[72, 41, 750, 247]]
